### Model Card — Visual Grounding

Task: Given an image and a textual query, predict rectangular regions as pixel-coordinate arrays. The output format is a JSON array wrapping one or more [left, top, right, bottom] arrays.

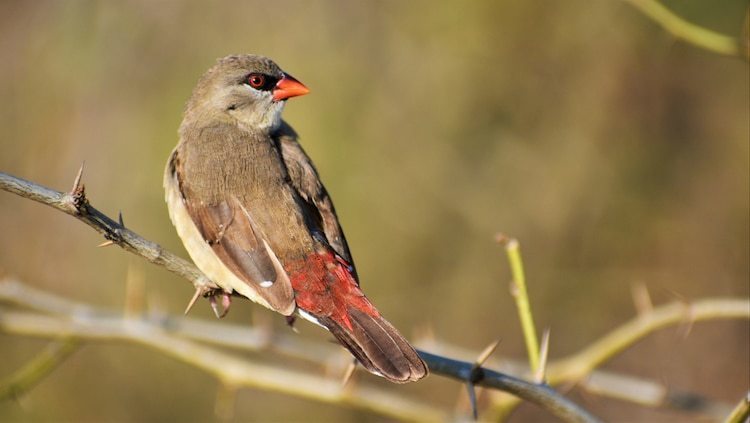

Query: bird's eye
[[247, 73, 266, 89]]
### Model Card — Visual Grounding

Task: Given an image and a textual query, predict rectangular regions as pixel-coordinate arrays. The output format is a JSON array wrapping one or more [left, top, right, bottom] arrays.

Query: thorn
[[97, 240, 115, 248], [118, 211, 125, 227], [662, 289, 694, 339], [535, 328, 551, 384], [461, 339, 498, 420], [65, 162, 88, 213], [677, 304, 696, 339], [465, 382, 479, 420], [631, 282, 653, 316], [663, 287, 687, 304], [70, 162, 85, 194], [474, 339, 501, 369], [341, 358, 357, 387], [184, 287, 204, 315]]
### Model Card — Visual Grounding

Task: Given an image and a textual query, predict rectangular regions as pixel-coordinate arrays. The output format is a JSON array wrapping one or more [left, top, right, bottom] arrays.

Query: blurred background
[[0, 0, 748, 421]]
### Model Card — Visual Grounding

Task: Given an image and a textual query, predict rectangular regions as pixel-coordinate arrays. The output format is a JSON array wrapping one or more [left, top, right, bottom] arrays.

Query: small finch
[[164, 55, 427, 383]]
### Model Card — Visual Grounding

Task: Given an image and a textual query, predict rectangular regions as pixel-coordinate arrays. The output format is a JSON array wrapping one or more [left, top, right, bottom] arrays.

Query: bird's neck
[[181, 108, 283, 139]]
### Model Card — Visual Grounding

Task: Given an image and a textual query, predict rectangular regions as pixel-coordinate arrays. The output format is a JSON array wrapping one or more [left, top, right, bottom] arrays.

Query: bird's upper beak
[[273, 73, 309, 101]]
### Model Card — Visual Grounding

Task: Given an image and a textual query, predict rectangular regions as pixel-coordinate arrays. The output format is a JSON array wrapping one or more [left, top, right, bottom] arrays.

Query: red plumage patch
[[286, 251, 379, 330]]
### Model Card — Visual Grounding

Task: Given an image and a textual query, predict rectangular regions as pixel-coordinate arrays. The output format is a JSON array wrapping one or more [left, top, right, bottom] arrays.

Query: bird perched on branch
[[164, 54, 427, 383]]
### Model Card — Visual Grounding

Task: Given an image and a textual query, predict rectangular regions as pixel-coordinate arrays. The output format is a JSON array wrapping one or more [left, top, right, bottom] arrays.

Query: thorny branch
[[1, 278, 747, 421], [0, 168, 216, 294], [0, 170, 601, 422], [0, 289, 441, 421], [2, 170, 748, 421]]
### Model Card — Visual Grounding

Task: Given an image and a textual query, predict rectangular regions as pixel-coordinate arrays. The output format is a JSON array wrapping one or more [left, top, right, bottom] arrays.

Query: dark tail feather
[[320, 308, 428, 383]]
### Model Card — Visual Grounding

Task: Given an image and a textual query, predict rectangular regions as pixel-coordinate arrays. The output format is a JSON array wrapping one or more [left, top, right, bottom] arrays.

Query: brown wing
[[167, 145, 295, 315], [275, 121, 358, 281]]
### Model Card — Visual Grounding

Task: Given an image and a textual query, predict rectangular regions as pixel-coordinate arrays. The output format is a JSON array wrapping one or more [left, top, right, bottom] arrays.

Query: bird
[[164, 54, 427, 383]]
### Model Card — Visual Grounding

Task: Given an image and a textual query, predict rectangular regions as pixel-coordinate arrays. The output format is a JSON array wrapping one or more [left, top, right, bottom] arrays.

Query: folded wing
[[166, 149, 295, 315]]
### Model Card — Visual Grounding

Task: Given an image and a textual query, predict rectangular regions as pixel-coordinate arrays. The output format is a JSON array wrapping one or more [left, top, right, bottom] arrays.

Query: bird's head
[[184, 55, 309, 132]]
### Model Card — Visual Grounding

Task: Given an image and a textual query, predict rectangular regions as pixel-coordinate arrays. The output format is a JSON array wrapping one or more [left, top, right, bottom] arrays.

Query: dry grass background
[[0, 0, 748, 421]]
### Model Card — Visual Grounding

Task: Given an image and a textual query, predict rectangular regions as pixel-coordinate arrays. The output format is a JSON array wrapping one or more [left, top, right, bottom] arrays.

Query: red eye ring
[[247, 73, 265, 89]]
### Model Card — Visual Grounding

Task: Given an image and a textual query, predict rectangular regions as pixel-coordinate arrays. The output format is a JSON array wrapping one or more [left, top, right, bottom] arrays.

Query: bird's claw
[[184, 286, 232, 318], [209, 291, 232, 319]]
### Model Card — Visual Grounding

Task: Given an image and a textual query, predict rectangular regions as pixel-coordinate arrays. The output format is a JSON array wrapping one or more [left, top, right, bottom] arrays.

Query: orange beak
[[273, 73, 309, 101]]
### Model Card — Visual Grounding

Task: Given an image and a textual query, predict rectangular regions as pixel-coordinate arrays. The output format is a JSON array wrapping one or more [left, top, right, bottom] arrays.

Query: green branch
[[625, 0, 743, 57], [498, 235, 540, 373]]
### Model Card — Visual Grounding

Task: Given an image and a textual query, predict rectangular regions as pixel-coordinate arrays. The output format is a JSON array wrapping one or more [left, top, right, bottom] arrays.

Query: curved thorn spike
[[631, 282, 653, 316], [465, 382, 479, 420], [184, 287, 203, 315], [341, 359, 357, 387], [474, 339, 501, 369], [535, 329, 551, 383], [71, 162, 85, 194]]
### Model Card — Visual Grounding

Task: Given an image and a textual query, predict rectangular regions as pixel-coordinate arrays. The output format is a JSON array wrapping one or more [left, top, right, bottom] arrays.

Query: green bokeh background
[[1, 1, 748, 421]]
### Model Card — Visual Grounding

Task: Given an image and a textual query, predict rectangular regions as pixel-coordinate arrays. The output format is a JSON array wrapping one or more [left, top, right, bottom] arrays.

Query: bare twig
[[547, 300, 750, 383], [423, 350, 599, 422], [3, 278, 744, 421], [483, 296, 749, 419], [0, 170, 599, 422], [422, 337, 737, 421], [0, 307, 441, 421]]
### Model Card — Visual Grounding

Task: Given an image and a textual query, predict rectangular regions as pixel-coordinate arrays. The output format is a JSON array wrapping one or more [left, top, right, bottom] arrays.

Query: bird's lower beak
[[273, 73, 310, 101]]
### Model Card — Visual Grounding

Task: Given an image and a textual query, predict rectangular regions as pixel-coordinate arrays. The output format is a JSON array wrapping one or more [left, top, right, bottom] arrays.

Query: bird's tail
[[319, 307, 428, 383]]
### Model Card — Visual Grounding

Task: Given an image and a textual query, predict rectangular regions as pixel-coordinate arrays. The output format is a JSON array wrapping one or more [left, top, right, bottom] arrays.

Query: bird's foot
[[184, 286, 233, 318], [209, 291, 232, 319]]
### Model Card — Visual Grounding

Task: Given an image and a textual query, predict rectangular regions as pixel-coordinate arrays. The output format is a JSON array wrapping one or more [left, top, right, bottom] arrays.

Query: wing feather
[[275, 121, 358, 281], [166, 145, 295, 315]]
